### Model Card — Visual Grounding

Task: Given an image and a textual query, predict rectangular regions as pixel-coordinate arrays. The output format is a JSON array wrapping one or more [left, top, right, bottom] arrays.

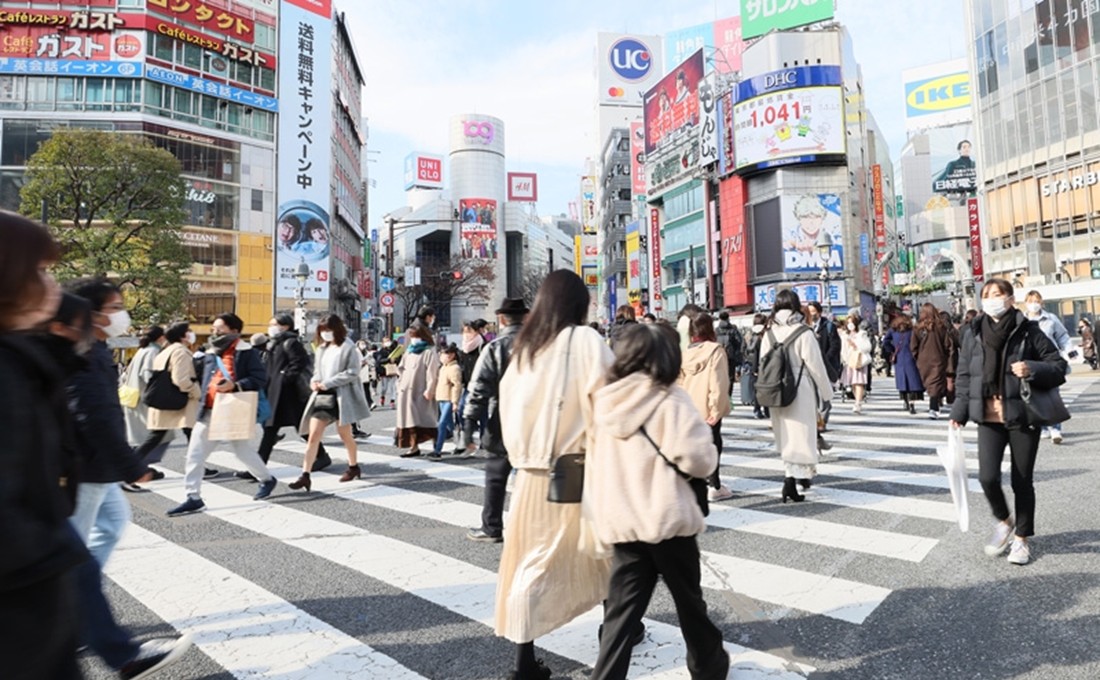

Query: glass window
[[26, 77, 54, 110], [1044, 77, 1062, 142], [234, 62, 254, 86], [1085, 61, 1100, 133], [56, 78, 79, 102], [259, 67, 275, 91], [173, 88, 194, 117], [1015, 89, 1031, 150], [118, 0, 142, 6], [251, 189, 263, 212], [254, 23, 275, 51], [200, 96, 219, 127], [1063, 69, 1079, 138], [182, 44, 202, 70], [1030, 81, 1046, 148], [153, 33, 174, 61], [115, 79, 135, 105]]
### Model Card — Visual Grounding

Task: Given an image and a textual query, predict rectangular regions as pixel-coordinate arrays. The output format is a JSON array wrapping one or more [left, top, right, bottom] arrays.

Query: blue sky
[[342, 1, 968, 231]]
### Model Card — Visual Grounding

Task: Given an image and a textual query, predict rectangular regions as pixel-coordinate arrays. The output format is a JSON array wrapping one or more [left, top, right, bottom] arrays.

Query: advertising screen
[[642, 49, 704, 156], [626, 220, 641, 303], [733, 66, 845, 173], [459, 198, 499, 259], [781, 193, 844, 274], [581, 175, 597, 234], [741, 0, 835, 40], [664, 17, 743, 74], [629, 122, 646, 196], [932, 138, 977, 195], [903, 60, 972, 132]]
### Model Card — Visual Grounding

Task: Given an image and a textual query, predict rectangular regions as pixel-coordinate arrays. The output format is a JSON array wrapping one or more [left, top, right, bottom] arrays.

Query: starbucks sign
[[741, 0, 836, 40]]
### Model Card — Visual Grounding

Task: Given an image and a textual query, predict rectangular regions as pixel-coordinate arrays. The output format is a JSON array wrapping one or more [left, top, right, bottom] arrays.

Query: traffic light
[[439, 271, 463, 280]]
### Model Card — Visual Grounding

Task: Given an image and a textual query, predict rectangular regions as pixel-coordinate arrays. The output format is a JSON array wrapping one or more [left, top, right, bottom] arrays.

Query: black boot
[[797, 478, 813, 490], [782, 477, 805, 503]]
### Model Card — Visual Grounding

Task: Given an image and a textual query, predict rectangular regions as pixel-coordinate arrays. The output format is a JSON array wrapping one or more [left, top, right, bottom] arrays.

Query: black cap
[[494, 298, 529, 315]]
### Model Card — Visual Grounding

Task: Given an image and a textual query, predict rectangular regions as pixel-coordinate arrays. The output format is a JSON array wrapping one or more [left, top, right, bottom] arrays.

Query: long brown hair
[[0, 210, 60, 331], [317, 314, 347, 345], [514, 269, 589, 368], [915, 303, 944, 334]]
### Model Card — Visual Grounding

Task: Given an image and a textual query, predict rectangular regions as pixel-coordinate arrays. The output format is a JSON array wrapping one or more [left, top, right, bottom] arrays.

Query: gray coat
[[298, 339, 371, 433]]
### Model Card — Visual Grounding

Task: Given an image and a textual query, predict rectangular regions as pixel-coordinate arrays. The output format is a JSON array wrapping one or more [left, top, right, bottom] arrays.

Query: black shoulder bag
[[639, 426, 709, 517], [143, 352, 189, 411], [547, 328, 585, 503]]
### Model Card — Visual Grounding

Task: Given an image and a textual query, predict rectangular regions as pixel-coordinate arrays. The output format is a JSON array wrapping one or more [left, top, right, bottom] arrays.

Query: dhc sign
[[609, 37, 652, 81]]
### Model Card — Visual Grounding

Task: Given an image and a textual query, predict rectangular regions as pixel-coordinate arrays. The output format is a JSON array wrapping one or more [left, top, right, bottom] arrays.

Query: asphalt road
[[81, 370, 1100, 680]]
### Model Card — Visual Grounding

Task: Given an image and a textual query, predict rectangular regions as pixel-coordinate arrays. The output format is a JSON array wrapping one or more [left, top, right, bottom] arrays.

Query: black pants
[[257, 425, 327, 464], [929, 395, 942, 412], [363, 381, 373, 408], [977, 423, 1041, 537], [2, 568, 81, 680], [708, 422, 723, 490], [480, 454, 512, 537], [591, 536, 728, 680], [135, 429, 171, 467]]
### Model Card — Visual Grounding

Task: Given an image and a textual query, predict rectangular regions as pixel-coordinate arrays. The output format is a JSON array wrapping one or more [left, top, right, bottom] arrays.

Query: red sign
[[143, 15, 274, 67], [718, 176, 750, 307], [286, 0, 332, 18], [0, 9, 123, 30], [0, 26, 144, 61], [649, 208, 663, 310], [871, 164, 886, 254], [146, 0, 255, 42], [507, 172, 539, 202], [357, 271, 373, 299], [629, 122, 646, 196], [379, 292, 395, 307], [968, 198, 984, 283]]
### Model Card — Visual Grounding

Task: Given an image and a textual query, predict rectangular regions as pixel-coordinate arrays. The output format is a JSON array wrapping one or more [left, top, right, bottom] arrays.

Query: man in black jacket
[[714, 310, 744, 387], [807, 302, 842, 385], [463, 298, 528, 542]]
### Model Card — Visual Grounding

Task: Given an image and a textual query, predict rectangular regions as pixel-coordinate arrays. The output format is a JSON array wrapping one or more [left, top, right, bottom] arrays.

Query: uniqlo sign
[[967, 198, 984, 283], [507, 172, 538, 202], [403, 153, 443, 190]]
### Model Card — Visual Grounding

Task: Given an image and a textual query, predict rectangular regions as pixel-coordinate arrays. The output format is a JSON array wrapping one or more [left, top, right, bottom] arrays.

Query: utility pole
[[381, 213, 461, 337]]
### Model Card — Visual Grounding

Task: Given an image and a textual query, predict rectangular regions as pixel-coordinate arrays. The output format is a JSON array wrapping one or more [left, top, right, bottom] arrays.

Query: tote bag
[[208, 391, 259, 441]]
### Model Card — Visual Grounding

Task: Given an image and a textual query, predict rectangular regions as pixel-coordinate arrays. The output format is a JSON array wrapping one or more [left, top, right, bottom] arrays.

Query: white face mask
[[982, 297, 1009, 318], [185, 331, 197, 345], [99, 309, 131, 338], [751, 324, 764, 333], [1025, 302, 1042, 315], [847, 322, 856, 332], [321, 331, 335, 343], [268, 325, 282, 337]]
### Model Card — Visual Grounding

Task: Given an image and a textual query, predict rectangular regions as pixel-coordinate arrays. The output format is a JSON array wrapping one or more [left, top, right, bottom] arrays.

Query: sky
[[343, 0, 969, 232]]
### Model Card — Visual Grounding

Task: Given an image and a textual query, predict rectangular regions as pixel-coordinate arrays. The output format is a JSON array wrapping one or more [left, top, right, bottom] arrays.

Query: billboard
[[734, 65, 845, 173], [754, 281, 847, 311], [717, 91, 735, 177], [968, 198, 984, 283], [932, 139, 977, 194], [782, 193, 843, 273], [507, 172, 538, 202], [146, 0, 256, 42], [664, 17, 744, 74], [903, 59, 972, 131], [650, 208, 663, 311], [626, 220, 642, 304], [629, 121, 646, 196], [741, 0, 835, 40], [403, 153, 443, 190], [459, 198, 499, 259], [597, 33, 663, 107], [871, 164, 886, 253], [698, 72, 720, 168], [276, 0, 332, 300], [719, 176, 750, 307], [642, 49, 703, 156], [581, 175, 597, 234], [0, 27, 144, 61]]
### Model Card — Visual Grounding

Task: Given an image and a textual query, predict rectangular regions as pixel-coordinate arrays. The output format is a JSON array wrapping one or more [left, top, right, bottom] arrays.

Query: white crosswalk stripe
[[96, 375, 1097, 679]]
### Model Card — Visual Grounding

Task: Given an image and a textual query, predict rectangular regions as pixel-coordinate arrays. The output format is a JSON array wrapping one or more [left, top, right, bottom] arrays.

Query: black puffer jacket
[[264, 331, 312, 428], [462, 323, 521, 456], [949, 310, 1067, 429]]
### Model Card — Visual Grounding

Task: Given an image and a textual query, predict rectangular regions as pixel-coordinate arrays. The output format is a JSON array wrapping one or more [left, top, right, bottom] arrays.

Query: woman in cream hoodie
[[587, 322, 728, 680], [677, 313, 732, 502]]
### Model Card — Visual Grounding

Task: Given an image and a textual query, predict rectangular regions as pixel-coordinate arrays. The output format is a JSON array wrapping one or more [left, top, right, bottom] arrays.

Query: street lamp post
[[294, 258, 310, 334], [815, 230, 834, 317]]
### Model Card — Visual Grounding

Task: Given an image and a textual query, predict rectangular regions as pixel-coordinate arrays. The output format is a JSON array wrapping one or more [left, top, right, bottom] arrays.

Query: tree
[[20, 129, 190, 325], [517, 265, 549, 305], [394, 255, 496, 328]]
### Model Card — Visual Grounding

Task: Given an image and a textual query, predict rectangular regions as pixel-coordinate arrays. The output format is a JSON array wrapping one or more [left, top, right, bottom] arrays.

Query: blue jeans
[[70, 482, 131, 568], [75, 555, 139, 669], [435, 401, 455, 453], [1042, 424, 1063, 436]]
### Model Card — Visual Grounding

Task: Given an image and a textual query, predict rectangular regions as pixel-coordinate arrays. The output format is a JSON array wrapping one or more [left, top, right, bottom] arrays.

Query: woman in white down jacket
[[587, 322, 729, 680]]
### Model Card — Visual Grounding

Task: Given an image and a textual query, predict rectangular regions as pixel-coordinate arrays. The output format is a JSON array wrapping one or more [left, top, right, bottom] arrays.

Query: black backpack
[[716, 322, 743, 367], [755, 326, 810, 408]]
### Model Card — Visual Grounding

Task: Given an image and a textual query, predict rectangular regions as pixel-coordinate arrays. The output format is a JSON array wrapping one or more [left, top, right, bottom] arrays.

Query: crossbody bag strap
[[547, 326, 576, 467], [213, 354, 235, 382], [639, 424, 691, 480]]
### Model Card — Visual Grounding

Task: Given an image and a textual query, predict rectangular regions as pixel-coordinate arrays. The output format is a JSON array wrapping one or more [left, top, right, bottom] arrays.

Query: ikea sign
[[902, 72, 972, 122]]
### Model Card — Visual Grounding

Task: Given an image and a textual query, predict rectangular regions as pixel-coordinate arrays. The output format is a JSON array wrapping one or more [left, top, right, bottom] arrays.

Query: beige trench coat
[[395, 344, 440, 430], [146, 342, 201, 431]]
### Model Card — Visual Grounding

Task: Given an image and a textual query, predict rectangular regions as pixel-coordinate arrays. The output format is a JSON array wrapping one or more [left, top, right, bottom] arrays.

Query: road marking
[[720, 454, 984, 493]]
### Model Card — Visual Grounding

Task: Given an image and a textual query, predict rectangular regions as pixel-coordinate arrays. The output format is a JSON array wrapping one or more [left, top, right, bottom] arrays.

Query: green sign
[[741, 0, 836, 40], [896, 195, 904, 218]]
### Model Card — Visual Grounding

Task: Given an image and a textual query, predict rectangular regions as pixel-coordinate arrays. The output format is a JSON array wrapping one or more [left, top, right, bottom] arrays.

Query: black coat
[[462, 323, 521, 456], [68, 340, 146, 484], [264, 331, 312, 428], [949, 311, 1067, 429], [0, 334, 87, 592], [812, 318, 842, 383]]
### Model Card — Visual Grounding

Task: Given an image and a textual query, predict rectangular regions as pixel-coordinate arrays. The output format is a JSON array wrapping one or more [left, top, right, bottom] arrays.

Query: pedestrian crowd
[[2, 207, 1088, 680]]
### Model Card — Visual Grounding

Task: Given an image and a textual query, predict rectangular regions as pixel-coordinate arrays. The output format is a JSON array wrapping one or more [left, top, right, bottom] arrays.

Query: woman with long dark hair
[[911, 303, 953, 419], [495, 270, 615, 680], [950, 279, 1067, 566], [677, 313, 732, 502], [289, 314, 370, 490], [138, 322, 201, 474], [121, 325, 167, 474]]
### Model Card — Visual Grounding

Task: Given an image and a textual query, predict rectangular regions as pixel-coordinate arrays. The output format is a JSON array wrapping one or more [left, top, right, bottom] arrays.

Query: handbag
[[118, 384, 141, 409], [208, 391, 259, 441], [313, 392, 337, 411], [1020, 381, 1070, 427], [547, 328, 584, 503], [143, 369, 189, 410], [384, 363, 399, 377], [639, 425, 709, 517], [214, 355, 269, 424]]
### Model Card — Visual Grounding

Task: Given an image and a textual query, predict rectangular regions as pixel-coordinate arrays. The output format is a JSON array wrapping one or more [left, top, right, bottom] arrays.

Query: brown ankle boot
[[339, 465, 361, 483], [288, 472, 311, 491]]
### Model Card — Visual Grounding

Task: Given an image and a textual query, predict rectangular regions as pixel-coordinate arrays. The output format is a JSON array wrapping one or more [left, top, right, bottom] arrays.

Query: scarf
[[980, 312, 1016, 397], [462, 334, 483, 354], [208, 333, 240, 356], [406, 339, 430, 355]]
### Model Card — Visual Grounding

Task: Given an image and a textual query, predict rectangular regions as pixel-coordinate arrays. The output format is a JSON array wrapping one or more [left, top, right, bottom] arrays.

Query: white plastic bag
[[937, 426, 970, 532]]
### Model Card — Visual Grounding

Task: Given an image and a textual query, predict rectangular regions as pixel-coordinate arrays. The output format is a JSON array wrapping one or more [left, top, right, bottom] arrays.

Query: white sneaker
[[984, 520, 1015, 556], [1051, 430, 1063, 444], [1006, 538, 1031, 565], [852, 404, 862, 415], [928, 409, 940, 420], [708, 485, 735, 502]]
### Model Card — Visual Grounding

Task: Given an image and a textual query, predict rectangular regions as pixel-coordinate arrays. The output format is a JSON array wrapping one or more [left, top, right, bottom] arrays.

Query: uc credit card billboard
[[597, 32, 663, 107], [903, 59, 972, 131]]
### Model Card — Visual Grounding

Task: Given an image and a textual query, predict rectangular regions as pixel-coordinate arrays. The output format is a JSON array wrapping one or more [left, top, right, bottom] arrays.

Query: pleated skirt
[[494, 469, 611, 643]]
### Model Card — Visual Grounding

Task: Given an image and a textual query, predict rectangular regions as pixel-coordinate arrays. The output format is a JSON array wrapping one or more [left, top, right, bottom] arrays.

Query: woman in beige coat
[[759, 290, 833, 502], [588, 322, 729, 680], [676, 313, 732, 502], [140, 323, 201, 471], [497, 270, 614, 680], [394, 323, 440, 457]]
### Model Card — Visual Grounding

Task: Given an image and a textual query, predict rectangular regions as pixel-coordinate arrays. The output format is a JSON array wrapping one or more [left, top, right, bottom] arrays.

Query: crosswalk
[[93, 375, 1099, 679]]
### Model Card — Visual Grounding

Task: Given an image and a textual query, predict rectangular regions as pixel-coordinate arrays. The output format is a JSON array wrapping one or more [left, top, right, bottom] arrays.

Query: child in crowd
[[429, 344, 462, 459]]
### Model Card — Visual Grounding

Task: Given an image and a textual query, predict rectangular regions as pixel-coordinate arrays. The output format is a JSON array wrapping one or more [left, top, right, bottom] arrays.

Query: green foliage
[[19, 129, 191, 325]]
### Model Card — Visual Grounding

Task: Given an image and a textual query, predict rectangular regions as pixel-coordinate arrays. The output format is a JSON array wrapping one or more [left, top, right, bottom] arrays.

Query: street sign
[[381, 306, 394, 315], [361, 311, 372, 321], [380, 292, 395, 307], [380, 276, 395, 292]]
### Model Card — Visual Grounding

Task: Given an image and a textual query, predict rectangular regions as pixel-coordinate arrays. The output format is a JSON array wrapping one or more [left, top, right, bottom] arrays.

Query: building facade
[[966, 0, 1100, 323]]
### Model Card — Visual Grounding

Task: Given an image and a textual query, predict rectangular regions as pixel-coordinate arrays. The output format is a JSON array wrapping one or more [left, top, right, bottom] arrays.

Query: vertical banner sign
[[629, 122, 646, 197], [649, 208, 663, 310], [608, 277, 618, 323], [276, 0, 333, 300], [968, 197, 985, 283], [718, 177, 750, 306], [626, 221, 642, 303], [698, 72, 719, 168], [871, 164, 886, 256]]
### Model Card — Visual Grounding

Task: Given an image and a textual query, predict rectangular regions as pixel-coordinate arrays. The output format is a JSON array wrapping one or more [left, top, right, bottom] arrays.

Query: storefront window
[[181, 179, 239, 230]]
